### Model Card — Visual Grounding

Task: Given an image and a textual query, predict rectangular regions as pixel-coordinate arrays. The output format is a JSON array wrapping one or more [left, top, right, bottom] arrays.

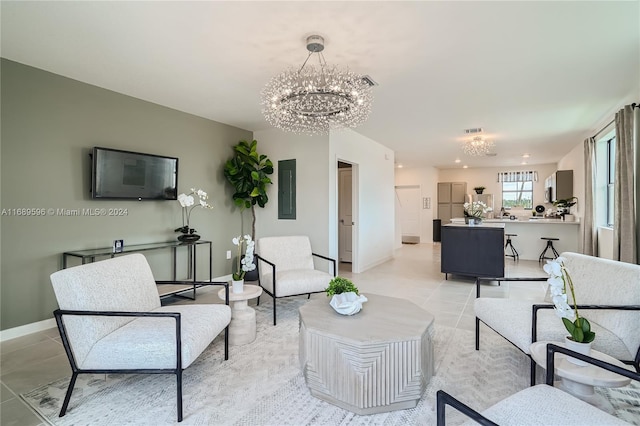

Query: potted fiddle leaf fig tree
[[223, 139, 273, 280], [223, 139, 274, 239]]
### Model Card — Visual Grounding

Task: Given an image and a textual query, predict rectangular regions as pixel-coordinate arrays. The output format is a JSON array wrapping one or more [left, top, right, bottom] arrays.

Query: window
[[502, 180, 533, 209], [606, 137, 615, 226], [498, 171, 536, 210]]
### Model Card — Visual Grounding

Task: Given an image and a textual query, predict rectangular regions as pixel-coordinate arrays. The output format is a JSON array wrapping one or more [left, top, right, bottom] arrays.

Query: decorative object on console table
[[325, 276, 367, 315], [231, 234, 256, 293], [543, 256, 595, 366], [175, 187, 213, 242], [473, 186, 485, 194]]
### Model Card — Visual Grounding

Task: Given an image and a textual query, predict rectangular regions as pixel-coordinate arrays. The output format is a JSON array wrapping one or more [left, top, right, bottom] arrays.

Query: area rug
[[21, 298, 640, 425]]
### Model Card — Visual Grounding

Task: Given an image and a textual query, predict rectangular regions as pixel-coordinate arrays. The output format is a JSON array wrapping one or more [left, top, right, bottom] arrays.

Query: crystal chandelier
[[463, 136, 494, 156], [261, 35, 374, 135]]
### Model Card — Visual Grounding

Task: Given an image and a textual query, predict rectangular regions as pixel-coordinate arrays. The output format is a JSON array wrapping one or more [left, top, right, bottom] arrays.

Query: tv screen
[[91, 147, 178, 200]]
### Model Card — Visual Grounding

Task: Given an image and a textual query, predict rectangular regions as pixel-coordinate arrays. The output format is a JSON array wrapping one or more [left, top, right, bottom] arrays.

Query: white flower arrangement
[[175, 188, 213, 234], [543, 256, 595, 343], [232, 234, 256, 280], [463, 201, 490, 219]]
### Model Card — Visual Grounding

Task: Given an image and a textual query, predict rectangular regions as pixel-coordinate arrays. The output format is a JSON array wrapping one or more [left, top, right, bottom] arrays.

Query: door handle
[[340, 219, 344, 223]]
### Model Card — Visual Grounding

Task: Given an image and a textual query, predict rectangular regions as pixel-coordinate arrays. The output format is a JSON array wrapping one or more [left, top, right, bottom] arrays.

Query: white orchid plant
[[174, 188, 213, 235], [232, 234, 256, 280], [463, 201, 490, 219], [543, 256, 595, 343]]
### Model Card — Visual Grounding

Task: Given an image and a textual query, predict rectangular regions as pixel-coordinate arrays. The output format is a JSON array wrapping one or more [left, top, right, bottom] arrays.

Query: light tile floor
[[0, 243, 547, 425]]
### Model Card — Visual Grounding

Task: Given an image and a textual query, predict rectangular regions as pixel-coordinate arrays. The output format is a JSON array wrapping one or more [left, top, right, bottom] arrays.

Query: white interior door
[[338, 168, 353, 262], [396, 186, 421, 243]]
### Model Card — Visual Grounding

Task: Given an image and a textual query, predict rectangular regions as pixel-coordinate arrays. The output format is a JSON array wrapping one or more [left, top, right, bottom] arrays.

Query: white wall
[[252, 129, 330, 254], [329, 129, 395, 273], [394, 167, 439, 244], [557, 140, 585, 252]]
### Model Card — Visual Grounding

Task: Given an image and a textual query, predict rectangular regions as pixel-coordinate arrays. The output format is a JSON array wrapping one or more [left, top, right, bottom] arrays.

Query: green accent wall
[[0, 59, 252, 330]]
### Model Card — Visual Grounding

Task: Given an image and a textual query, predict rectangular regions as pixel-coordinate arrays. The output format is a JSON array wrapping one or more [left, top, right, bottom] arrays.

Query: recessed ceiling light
[[463, 165, 468, 169], [454, 159, 461, 163], [397, 164, 403, 168], [522, 153, 530, 158], [521, 161, 528, 165]]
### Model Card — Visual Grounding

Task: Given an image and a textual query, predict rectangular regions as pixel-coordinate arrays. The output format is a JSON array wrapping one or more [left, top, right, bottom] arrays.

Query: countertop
[[443, 222, 505, 229], [449, 218, 579, 225]]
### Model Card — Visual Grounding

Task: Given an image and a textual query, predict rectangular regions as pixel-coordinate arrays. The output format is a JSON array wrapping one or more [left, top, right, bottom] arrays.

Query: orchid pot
[[564, 336, 592, 366]]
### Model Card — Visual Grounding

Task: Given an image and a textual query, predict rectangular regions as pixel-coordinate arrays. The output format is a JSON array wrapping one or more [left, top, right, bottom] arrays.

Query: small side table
[[530, 341, 631, 413], [218, 284, 262, 346]]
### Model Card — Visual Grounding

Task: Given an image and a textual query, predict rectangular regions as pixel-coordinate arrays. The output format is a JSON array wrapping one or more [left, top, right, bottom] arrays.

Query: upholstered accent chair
[[50, 253, 231, 422], [474, 252, 640, 385], [437, 343, 639, 425], [255, 235, 336, 325]]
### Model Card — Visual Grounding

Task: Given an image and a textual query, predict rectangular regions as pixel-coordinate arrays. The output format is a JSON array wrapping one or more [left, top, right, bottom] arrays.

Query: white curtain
[[613, 104, 638, 264], [582, 137, 597, 256]]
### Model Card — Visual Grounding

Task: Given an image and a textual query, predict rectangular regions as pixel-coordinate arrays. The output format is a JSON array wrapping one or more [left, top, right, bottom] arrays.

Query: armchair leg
[[59, 371, 78, 417], [273, 295, 277, 326], [307, 293, 311, 299], [475, 317, 480, 350], [530, 358, 536, 386], [257, 295, 260, 306], [224, 325, 229, 361], [176, 369, 183, 422]]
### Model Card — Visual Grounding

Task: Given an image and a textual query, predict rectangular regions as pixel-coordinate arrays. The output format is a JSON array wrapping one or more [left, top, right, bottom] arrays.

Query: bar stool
[[539, 237, 560, 262], [504, 233, 519, 261]]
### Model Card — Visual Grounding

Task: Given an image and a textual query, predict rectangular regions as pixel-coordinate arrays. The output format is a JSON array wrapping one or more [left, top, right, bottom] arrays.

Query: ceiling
[[2, 1, 638, 169]]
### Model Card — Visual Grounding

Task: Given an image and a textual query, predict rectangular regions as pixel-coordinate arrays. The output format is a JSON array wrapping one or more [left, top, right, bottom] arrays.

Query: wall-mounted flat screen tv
[[91, 147, 178, 200]]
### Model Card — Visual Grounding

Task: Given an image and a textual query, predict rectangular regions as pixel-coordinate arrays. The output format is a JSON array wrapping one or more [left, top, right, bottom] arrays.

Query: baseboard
[[0, 318, 57, 342], [0, 274, 235, 342], [360, 255, 393, 273]]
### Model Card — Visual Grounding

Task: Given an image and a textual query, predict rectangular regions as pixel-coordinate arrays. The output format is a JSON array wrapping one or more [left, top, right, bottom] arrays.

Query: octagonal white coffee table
[[530, 340, 631, 413], [299, 293, 435, 415], [217, 284, 262, 346]]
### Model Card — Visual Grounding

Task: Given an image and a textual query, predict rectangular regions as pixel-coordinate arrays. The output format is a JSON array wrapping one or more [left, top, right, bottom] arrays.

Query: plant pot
[[475, 190, 484, 194], [564, 336, 592, 366], [329, 292, 368, 316], [232, 279, 244, 294]]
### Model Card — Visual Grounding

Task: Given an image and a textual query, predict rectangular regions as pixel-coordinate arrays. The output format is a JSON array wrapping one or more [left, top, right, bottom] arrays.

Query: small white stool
[[218, 284, 262, 346]]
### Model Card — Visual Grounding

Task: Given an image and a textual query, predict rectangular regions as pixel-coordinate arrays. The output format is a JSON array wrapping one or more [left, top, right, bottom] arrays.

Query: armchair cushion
[[81, 304, 230, 370], [474, 299, 632, 360], [259, 269, 333, 297], [463, 385, 628, 426]]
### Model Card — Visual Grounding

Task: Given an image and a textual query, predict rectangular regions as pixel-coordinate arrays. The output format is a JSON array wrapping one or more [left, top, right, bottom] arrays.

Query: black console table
[[62, 240, 212, 299]]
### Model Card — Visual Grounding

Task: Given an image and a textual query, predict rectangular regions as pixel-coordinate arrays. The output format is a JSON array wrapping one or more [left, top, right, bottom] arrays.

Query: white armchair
[[474, 252, 640, 385], [255, 235, 336, 325], [50, 253, 231, 422]]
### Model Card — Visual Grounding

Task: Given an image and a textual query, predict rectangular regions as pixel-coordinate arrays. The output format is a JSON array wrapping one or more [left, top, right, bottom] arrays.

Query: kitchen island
[[441, 223, 505, 278]]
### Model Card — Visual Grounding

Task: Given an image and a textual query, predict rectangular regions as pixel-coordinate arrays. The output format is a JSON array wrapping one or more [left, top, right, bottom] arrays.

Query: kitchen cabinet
[[438, 182, 466, 223], [545, 170, 573, 202]]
